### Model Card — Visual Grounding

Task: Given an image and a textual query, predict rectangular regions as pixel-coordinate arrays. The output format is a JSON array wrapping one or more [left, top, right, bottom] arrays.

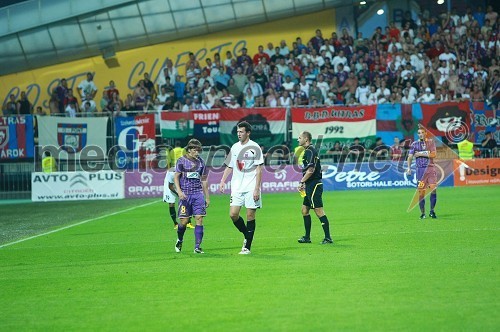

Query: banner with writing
[[420, 101, 472, 140], [291, 105, 377, 152], [0, 115, 34, 159], [115, 114, 156, 169], [160, 111, 193, 139]]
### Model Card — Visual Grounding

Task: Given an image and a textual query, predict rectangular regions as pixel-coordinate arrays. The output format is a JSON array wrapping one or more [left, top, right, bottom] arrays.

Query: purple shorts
[[416, 166, 437, 189], [178, 192, 206, 218]]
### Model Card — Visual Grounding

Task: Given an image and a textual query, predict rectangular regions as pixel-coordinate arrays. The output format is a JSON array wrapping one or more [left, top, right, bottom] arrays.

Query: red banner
[[420, 101, 471, 138]]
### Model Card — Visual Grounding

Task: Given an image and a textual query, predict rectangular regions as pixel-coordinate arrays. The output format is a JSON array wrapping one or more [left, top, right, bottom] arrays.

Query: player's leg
[[429, 184, 437, 218], [175, 198, 192, 252], [310, 183, 332, 244], [230, 193, 247, 237], [298, 204, 312, 243], [192, 193, 207, 253], [168, 203, 178, 228], [242, 191, 260, 251], [417, 168, 426, 219]]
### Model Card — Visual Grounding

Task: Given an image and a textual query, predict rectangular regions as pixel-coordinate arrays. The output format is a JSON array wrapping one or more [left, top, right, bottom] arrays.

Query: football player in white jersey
[[163, 167, 194, 229], [219, 121, 264, 254]]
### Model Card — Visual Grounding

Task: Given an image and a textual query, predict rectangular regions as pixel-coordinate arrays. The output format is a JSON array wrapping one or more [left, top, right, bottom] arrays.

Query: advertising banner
[[125, 171, 166, 198], [0, 115, 34, 159], [31, 171, 124, 202], [219, 108, 286, 147], [453, 158, 500, 186], [207, 165, 302, 195], [37, 116, 108, 159], [160, 111, 193, 139], [291, 105, 377, 152], [321, 160, 454, 191], [420, 101, 471, 139], [115, 114, 156, 169]]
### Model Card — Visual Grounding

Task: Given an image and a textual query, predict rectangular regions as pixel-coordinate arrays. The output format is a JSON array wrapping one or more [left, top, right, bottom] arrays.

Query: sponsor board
[[321, 160, 454, 191], [453, 158, 500, 186], [125, 171, 166, 198], [208, 166, 302, 195], [32, 171, 124, 202]]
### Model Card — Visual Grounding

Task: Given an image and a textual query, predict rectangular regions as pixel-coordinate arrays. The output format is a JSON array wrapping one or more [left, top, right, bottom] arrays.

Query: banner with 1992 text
[[291, 105, 377, 153]]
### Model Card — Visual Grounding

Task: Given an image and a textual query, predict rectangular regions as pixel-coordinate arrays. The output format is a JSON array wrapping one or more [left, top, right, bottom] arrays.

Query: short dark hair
[[186, 138, 202, 151], [237, 121, 252, 133], [302, 131, 312, 142]]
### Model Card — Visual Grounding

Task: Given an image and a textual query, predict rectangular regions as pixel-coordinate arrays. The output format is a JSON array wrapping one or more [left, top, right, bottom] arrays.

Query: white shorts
[[163, 189, 177, 204], [230, 191, 262, 209]]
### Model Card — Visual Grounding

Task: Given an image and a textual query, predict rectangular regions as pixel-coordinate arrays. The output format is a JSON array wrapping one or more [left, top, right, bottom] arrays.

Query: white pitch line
[[0, 200, 160, 249]]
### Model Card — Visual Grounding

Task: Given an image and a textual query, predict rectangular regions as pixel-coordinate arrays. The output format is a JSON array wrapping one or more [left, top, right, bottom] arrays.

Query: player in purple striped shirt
[[173, 139, 210, 254], [406, 128, 438, 219]]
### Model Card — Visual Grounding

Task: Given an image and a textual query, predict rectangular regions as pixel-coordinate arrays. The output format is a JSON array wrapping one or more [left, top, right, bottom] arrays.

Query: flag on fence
[[193, 110, 220, 145], [37, 116, 108, 159], [470, 102, 499, 143], [219, 108, 286, 147], [291, 105, 377, 152], [115, 114, 156, 169], [420, 101, 471, 140], [0, 115, 34, 159], [376, 103, 422, 144], [160, 112, 193, 139]]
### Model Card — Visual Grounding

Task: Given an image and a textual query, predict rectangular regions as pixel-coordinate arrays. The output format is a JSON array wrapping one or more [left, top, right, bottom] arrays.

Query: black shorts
[[302, 179, 323, 209]]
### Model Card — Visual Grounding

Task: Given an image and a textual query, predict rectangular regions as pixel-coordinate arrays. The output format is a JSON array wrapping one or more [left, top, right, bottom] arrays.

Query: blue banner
[[321, 161, 454, 191], [0, 115, 34, 159], [115, 114, 156, 169]]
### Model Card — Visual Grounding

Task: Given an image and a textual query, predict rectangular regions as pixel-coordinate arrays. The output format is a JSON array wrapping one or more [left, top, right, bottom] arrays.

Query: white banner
[[37, 116, 108, 159], [31, 171, 124, 202]]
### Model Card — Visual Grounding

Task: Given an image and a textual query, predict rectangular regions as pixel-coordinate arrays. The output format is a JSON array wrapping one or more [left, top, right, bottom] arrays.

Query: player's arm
[[300, 166, 315, 183], [174, 172, 186, 200], [219, 166, 233, 193], [202, 174, 210, 208], [168, 183, 178, 197], [406, 152, 414, 175], [253, 164, 262, 201]]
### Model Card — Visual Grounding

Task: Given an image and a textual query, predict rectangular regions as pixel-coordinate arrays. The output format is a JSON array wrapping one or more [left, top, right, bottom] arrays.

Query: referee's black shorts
[[302, 179, 323, 208]]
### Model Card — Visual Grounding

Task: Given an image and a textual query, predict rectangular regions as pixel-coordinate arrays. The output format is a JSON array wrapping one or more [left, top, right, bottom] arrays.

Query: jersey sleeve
[[175, 158, 184, 173], [304, 148, 315, 169], [255, 144, 264, 165], [224, 146, 234, 168]]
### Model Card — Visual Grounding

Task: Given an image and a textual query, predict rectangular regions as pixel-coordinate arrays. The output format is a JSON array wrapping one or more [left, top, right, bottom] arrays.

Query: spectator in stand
[[237, 47, 252, 67], [55, 78, 68, 113], [253, 45, 270, 65], [65, 101, 77, 117], [264, 42, 275, 58], [2, 94, 17, 116], [390, 137, 404, 161], [349, 137, 365, 164], [77, 72, 98, 99], [481, 131, 498, 158], [279, 90, 292, 107], [418, 87, 435, 102], [471, 85, 485, 102], [48, 92, 59, 115], [253, 65, 268, 93], [214, 65, 231, 91], [243, 88, 255, 108], [265, 88, 278, 107], [17, 91, 33, 115], [226, 97, 241, 109], [243, 76, 264, 98], [143, 73, 156, 100], [309, 29, 323, 52], [279, 40, 290, 56]]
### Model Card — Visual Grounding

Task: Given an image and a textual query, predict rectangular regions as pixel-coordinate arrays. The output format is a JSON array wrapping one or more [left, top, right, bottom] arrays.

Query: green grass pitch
[[0, 186, 499, 331]]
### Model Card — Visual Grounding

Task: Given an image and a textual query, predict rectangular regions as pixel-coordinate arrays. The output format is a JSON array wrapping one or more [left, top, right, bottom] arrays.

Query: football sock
[[177, 224, 186, 242], [233, 216, 247, 235], [303, 215, 312, 238], [319, 215, 331, 239], [419, 195, 425, 213], [194, 225, 204, 249], [245, 220, 255, 250], [169, 206, 177, 225], [430, 192, 437, 211]]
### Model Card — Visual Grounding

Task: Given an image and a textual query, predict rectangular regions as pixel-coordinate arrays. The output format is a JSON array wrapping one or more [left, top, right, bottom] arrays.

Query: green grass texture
[[0, 186, 499, 331]]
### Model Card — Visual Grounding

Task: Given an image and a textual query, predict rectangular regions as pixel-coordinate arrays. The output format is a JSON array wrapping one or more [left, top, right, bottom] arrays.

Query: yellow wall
[[1, 9, 335, 112]]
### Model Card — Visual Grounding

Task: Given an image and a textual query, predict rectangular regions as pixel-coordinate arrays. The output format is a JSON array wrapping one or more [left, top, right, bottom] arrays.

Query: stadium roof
[[0, 0, 345, 76]]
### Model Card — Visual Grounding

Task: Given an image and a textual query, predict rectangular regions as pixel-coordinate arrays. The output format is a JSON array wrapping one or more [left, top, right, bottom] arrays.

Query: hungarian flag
[[160, 111, 193, 139], [291, 105, 377, 152], [219, 108, 286, 147], [420, 101, 471, 140]]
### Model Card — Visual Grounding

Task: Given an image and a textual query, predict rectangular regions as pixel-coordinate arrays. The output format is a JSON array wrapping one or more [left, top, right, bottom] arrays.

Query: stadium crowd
[[1, 5, 499, 159]]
